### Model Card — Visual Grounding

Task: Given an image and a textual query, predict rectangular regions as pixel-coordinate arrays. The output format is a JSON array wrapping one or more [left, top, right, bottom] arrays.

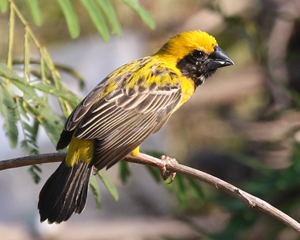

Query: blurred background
[[0, 0, 300, 239]]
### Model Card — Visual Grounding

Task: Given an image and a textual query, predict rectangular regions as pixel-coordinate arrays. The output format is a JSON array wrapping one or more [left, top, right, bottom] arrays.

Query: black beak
[[207, 46, 234, 71]]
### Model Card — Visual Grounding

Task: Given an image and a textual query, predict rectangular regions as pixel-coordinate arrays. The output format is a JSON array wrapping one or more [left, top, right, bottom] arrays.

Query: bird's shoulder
[[106, 56, 182, 90]]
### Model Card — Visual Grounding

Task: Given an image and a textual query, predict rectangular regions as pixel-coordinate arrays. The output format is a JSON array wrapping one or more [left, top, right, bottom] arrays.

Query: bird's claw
[[159, 155, 177, 184]]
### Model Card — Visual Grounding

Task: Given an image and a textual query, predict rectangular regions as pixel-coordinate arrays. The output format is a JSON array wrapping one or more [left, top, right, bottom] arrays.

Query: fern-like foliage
[[0, 0, 156, 203], [0, 0, 155, 40]]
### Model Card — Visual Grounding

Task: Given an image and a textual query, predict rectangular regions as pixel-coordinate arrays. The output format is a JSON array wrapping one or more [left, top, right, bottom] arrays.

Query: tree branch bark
[[1, 152, 300, 233]]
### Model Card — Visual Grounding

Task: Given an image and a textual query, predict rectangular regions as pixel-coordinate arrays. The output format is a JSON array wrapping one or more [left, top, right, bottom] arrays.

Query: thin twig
[[0, 152, 300, 233]]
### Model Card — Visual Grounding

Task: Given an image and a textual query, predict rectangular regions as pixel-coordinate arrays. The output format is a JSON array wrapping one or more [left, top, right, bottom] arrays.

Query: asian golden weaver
[[38, 30, 234, 223]]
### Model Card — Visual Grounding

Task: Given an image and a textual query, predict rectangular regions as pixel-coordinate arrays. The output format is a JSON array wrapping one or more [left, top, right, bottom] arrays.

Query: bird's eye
[[192, 50, 204, 59]]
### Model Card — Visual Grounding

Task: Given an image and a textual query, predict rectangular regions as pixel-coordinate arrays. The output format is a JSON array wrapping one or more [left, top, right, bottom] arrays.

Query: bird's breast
[[175, 77, 195, 111]]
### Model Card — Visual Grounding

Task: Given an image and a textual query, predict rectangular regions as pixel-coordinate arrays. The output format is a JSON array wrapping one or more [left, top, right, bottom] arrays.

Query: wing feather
[[57, 58, 184, 170], [93, 114, 157, 169], [84, 81, 181, 169], [65, 82, 107, 131], [85, 111, 139, 140]]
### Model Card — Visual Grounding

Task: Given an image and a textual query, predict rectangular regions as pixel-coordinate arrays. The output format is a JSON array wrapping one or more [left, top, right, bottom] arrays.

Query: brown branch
[[1, 152, 300, 233]]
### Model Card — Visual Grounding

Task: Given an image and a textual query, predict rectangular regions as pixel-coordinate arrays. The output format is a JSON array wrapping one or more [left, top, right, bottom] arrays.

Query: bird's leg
[[132, 153, 177, 184], [92, 166, 99, 175], [159, 155, 177, 184]]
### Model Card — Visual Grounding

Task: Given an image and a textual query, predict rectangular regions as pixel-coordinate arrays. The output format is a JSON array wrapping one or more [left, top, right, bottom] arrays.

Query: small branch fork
[[1, 152, 300, 233]]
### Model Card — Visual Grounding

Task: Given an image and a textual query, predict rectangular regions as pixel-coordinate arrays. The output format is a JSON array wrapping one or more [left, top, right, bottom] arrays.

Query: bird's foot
[[92, 166, 99, 175], [159, 155, 177, 184], [128, 152, 178, 184]]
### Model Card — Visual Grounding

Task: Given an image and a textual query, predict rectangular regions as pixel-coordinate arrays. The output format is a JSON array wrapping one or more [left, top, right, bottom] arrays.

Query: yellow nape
[[65, 137, 94, 167], [156, 30, 218, 62], [131, 146, 140, 156]]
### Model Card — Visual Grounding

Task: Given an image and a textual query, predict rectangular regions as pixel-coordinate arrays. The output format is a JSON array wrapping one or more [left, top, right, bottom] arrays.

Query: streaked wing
[[57, 57, 153, 150], [56, 56, 183, 170], [74, 72, 182, 170], [56, 81, 107, 150], [56, 57, 151, 150]]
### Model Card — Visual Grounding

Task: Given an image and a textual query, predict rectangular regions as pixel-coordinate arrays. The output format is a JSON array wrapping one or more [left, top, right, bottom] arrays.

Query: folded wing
[[57, 61, 182, 170]]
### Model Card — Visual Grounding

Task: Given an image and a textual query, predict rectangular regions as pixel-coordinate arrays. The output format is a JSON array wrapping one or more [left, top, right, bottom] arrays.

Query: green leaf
[[7, 1, 14, 69], [186, 177, 205, 199], [146, 166, 162, 183], [231, 153, 272, 176], [53, 63, 86, 90], [119, 161, 131, 184], [31, 82, 54, 92], [56, 0, 80, 38], [0, 65, 64, 148], [40, 43, 81, 116], [290, 142, 300, 163], [96, 0, 122, 36], [32, 83, 81, 103], [0, 64, 36, 96], [0, 76, 6, 84], [21, 138, 38, 154], [30, 104, 62, 145], [24, 28, 30, 79], [121, 0, 155, 29], [16, 97, 29, 120], [175, 174, 186, 208], [26, 0, 42, 25], [52, 74, 74, 117], [40, 57, 48, 82], [16, 97, 40, 156], [0, 86, 18, 148], [89, 174, 102, 210], [0, 0, 8, 13], [38, 116, 61, 145], [28, 164, 41, 183], [98, 171, 119, 201], [81, 0, 110, 41]]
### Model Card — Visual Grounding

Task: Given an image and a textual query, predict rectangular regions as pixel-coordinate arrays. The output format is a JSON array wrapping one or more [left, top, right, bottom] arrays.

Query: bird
[[38, 30, 234, 223]]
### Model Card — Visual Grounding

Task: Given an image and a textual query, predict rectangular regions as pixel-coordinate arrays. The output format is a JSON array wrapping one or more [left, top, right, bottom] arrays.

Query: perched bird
[[38, 30, 234, 223]]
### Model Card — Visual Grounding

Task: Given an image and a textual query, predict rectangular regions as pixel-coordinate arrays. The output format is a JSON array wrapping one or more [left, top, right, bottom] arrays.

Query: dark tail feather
[[38, 159, 92, 223]]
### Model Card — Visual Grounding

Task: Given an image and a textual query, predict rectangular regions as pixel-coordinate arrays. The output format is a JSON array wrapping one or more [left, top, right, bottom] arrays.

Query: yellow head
[[157, 30, 218, 60], [156, 30, 234, 86]]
